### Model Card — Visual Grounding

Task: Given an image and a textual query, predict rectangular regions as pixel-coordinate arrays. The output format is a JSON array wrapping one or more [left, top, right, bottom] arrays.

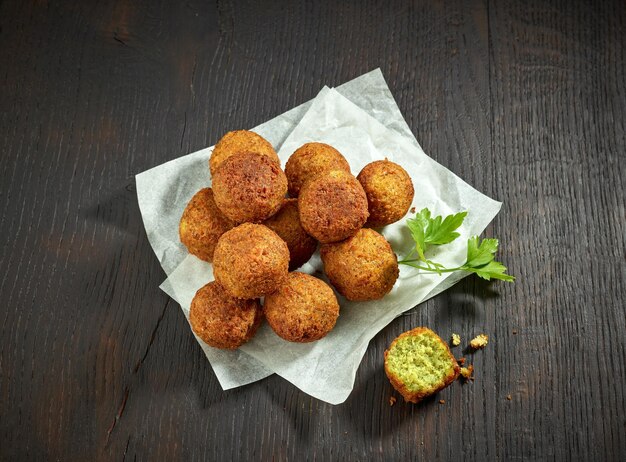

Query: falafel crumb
[[451, 333, 461, 346], [439, 399, 445, 404], [410, 207, 416, 214], [389, 396, 397, 406], [457, 357, 466, 365], [469, 334, 489, 350], [460, 365, 474, 381], [512, 329, 518, 335], [506, 394, 512, 401]]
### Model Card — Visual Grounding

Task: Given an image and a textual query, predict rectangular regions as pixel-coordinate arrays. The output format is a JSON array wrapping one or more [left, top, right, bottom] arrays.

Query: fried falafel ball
[[189, 281, 263, 349], [264, 272, 339, 342], [284, 142, 351, 197], [209, 130, 279, 176], [357, 159, 415, 228], [212, 152, 288, 224], [213, 223, 289, 299], [263, 199, 317, 270], [298, 170, 369, 243], [179, 188, 234, 262], [320, 228, 399, 301]]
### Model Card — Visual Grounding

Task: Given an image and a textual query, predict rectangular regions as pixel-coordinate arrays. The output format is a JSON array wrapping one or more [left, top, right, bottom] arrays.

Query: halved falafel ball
[[189, 281, 263, 349], [357, 159, 414, 228], [298, 170, 369, 244], [263, 199, 317, 270], [320, 228, 399, 301], [213, 223, 289, 299], [212, 152, 288, 224], [179, 188, 234, 262], [209, 130, 279, 176], [284, 142, 351, 197], [264, 272, 339, 343]]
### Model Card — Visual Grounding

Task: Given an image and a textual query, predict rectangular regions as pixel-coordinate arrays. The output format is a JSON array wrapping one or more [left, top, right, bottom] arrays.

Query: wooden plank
[[0, 0, 624, 460], [487, 1, 626, 459]]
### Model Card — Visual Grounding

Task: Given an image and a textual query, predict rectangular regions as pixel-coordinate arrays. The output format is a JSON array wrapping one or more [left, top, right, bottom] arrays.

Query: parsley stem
[[402, 248, 417, 260], [398, 260, 465, 273]]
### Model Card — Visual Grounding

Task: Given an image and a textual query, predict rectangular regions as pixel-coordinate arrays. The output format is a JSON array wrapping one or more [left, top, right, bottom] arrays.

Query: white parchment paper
[[138, 69, 417, 388], [136, 70, 501, 403]]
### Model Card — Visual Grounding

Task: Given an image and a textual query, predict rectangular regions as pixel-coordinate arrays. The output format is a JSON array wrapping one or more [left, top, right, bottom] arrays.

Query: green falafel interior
[[385, 327, 460, 402], [386, 333, 454, 391]]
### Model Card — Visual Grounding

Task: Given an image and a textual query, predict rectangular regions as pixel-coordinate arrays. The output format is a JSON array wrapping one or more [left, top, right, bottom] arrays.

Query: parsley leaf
[[465, 260, 515, 282], [424, 210, 468, 245], [461, 237, 515, 281], [399, 209, 514, 283], [406, 208, 467, 260], [406, 209, 429, 259], [465, 236, 499, 267]]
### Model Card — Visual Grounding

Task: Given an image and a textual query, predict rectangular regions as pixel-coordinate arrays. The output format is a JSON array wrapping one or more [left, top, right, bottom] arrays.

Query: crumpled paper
[[136, 69, 501, 403]]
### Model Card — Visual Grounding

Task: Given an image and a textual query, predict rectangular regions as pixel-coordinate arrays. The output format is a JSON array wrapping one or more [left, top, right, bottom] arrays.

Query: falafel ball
[[189, 281, 263, 349], [212, 152, 288, 224], [213, 223, 289, 299], [179, 188, 234, 262], [284, 142, 351, 197], [263, 199, 317, 270], [357, 159, 414, 228], [320, 228, 399, 301], [209, 130, 279, 176], [298, 170, 369, 243], [264, 272, 339, 342]]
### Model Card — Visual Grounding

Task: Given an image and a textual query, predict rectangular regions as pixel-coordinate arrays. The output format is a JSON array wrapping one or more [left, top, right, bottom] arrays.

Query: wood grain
[[0, 0, 624, 460]]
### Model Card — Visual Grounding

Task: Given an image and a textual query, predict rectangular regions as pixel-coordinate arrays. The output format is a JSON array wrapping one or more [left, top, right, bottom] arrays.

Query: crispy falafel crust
[[179, 188, 234, 262], [357, 160, 415, 228], [189, 281, 263, 349], [284, 142, 351, 197], [209, 130, 279, 176], [263, 199, 317, 270], [384, 327, 460, 403], [320, 228, 398, 301], [213, 223, 289, 299], [264, 272, 339, 342], [212, 152, 288, 224], [298, 170, 368, 243]]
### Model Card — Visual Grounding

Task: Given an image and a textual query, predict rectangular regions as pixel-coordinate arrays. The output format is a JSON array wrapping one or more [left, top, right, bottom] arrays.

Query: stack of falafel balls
[[179, 130, 414, 350]]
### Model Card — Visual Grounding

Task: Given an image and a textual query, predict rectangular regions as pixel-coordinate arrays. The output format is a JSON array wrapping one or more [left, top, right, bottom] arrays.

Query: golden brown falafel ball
[[284, 142, 351, 197], [209, 130, 279, 176], [213, 223, 289, 299], [189, 281, 263, 349], [298, 170, 369, 243], [264, 272, 339, 342], [320, 228, 399, 301], [357, 160, 414, 228], [263, 199, 317, 270], [179, 188, 234, 262], [212, 152, 288, 224]]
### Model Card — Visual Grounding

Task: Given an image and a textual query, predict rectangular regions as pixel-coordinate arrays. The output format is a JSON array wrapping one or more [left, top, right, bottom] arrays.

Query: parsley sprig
[[398, 208, 515, 282]]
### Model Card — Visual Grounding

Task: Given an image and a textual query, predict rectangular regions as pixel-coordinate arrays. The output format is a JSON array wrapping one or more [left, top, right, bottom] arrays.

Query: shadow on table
[[79, 179, 142, 235], [452, 276, 502, 300], [433, 277, 502, 324], [260, 375, 318, 446], [336, 366, 442, 440]]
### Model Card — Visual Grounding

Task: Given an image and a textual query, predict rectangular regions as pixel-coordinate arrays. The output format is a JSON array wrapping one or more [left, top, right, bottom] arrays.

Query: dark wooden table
[[1, 0, 625, 460]]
